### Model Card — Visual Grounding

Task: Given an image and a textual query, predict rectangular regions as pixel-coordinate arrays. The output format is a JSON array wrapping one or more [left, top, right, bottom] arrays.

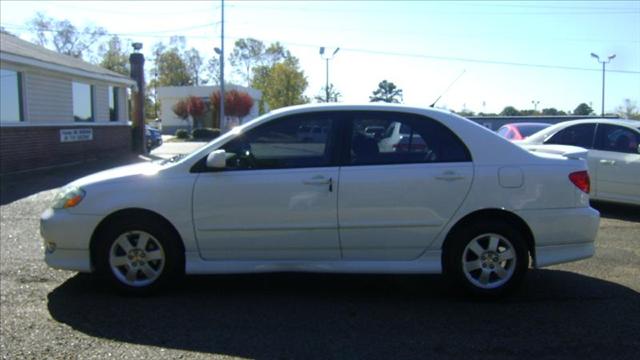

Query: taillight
[[569, 171, 590, 193]]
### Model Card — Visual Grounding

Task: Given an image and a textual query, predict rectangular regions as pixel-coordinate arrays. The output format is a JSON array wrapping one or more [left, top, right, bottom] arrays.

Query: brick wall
[[0, 125, 132, 174]]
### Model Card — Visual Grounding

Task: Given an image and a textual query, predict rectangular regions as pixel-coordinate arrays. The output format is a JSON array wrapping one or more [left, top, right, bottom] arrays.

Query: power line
[[4, 25, 639, 75], [52, 3, 221, 16]]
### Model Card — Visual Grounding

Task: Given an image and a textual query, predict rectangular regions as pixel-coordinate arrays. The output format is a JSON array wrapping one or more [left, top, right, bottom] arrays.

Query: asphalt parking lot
[[1, 157, 639, 359]]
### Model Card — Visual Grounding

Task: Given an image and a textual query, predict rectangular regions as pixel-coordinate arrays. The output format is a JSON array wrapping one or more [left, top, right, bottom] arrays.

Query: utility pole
[[129, 42, 146, 154], [590, 53, 616, 117], [219, 0, 225, 129]]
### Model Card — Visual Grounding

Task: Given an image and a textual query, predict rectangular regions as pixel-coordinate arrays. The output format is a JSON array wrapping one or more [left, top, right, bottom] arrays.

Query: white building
[[157, 85, 262, 135]]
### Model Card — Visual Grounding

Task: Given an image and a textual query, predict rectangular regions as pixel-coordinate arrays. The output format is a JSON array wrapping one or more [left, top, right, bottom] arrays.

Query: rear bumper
[[515, 206, 600, 267], [534, 242, 595, 268]]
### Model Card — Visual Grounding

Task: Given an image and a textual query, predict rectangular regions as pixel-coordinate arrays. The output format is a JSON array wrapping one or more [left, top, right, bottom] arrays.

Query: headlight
[[52, 186, 86, 209]]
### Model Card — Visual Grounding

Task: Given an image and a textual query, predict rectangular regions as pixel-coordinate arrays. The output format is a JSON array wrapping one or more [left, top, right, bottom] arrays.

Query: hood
[[70, 161, 164, 188]]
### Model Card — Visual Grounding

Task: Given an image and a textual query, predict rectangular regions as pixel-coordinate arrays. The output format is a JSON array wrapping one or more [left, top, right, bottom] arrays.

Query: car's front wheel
[[445, 220, 529, 297], [95, 216, 183, 294]]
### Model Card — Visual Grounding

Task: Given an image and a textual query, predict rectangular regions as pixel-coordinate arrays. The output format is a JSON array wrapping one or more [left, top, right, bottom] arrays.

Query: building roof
[[0, 32, 134, 85]]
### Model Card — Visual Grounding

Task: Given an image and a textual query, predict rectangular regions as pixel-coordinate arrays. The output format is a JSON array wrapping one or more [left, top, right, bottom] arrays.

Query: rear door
[[337, 112, 473, 260], [591, 124, 640, 204]]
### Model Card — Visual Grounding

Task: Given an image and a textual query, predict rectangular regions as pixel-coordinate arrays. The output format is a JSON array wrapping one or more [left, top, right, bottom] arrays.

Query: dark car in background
[[146, 126, 162, 151], [497, 122, 551, 140]]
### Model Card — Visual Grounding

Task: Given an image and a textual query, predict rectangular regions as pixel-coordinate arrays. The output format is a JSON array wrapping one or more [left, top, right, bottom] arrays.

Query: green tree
[[615, 99, 640, 120], [314, 84, 342, 103], [153, 47, 191, 86], [573, 103, 594, 116], [455, 109, 475, 117], [99, 35, 129, 76], [252, 57, 308, 111], [520, 109, 539, 116], [27, 12, 106, 60], [369, 80, 403, 103], [500, 106, 521, 116], [541, 107, 560, 115], [229, 38, 290, 86]]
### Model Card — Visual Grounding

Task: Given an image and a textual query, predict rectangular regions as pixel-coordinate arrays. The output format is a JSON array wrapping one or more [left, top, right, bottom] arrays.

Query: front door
[[192, 113, 340, 260]]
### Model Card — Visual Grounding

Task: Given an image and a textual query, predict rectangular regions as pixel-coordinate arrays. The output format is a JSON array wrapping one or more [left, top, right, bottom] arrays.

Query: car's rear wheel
[[445, 220, 528, 297], [95, 216, 183, 295]]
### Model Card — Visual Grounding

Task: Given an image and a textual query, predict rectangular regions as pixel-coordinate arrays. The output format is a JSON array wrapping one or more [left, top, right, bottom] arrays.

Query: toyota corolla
[[41, 104, 600, 297]]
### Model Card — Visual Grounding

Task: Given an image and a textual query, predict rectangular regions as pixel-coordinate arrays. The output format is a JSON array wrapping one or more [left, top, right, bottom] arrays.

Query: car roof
[[523, 118, 640, 143]]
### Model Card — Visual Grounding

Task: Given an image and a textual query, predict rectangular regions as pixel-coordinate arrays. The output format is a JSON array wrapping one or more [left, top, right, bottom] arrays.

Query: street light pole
[[590, 52, 616, 117], [532, 100, 540, 111], [319, 47, 339, 102]]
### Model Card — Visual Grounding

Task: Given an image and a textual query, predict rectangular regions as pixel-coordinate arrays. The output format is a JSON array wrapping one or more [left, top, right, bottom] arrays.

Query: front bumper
[[40, 208, 103, 272]]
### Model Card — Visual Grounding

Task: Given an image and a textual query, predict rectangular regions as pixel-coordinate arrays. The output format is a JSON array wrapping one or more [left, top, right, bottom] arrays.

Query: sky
[[1, 0, 639, 114]]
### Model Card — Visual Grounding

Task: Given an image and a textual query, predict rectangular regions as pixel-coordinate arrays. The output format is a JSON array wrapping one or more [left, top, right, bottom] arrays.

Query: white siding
[[117, 87, 129, 121], [24, 71, 73, 122], [93, 84, 109, 122]]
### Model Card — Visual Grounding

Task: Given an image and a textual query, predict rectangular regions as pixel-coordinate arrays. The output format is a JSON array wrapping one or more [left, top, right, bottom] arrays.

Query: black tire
[[444, 219, 529, 298], [95, 215, 184, 295]]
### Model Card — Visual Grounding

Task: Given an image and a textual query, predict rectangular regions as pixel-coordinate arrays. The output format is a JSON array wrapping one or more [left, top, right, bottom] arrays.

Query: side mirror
[[637, 144, 640, 154], [206, 150, 226, 169]]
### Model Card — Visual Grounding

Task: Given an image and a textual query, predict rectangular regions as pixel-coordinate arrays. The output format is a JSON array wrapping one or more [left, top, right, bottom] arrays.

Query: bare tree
[[27, 12, 107, 60]]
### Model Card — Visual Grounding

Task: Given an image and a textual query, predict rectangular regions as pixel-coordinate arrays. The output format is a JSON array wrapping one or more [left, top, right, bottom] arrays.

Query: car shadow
[[0, 155, 146, 205], [591, 200, 640, 222], [48, 270, 639, 359]]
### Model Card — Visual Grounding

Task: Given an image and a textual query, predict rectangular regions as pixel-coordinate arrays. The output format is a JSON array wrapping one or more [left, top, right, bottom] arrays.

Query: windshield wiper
[[160, 154, 185, 165]]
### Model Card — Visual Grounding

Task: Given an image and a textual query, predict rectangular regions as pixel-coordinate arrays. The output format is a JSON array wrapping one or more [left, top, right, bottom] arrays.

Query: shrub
[[172, 99, 189, 119], [175, 129, 189, 139], [192, 127, 220, 140], [186, 96, 207, 118], [210, 90, 254, 118]]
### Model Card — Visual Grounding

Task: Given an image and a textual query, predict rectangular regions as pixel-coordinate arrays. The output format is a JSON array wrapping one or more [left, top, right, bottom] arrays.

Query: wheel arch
[[442, 208, 536, 268], [89, 208, 186, 271]]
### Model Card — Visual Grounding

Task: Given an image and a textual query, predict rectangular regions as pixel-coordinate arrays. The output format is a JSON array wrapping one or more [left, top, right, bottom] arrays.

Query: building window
[[73, 82, 93, 122], [109, 86, 119, 121], [0, 69, 23, 122]]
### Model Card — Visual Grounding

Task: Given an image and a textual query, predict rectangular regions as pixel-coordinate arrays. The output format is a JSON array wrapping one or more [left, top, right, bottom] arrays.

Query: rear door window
[[594, 124, 640, 154], [347, 112, 472, 165]]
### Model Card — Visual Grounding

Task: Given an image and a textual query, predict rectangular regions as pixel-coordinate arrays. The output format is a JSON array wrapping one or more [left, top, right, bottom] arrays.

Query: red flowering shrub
[[186, 96, 206, 118], [210, 90, 254, 118], [172, 99, 189, 119]]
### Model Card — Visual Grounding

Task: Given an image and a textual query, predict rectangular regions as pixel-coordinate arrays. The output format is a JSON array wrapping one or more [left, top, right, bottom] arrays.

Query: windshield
[[517, 124, 551, 137]]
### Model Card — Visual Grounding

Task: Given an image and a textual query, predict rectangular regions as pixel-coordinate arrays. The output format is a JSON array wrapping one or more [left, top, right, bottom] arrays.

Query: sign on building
[[60, 128, 93, 142]]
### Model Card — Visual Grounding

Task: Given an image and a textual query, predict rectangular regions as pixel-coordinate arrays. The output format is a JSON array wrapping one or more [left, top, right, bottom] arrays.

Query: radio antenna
[[430, 69, 466, 108]]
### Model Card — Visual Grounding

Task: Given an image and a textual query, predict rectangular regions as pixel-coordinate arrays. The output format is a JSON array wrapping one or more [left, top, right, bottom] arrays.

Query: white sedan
[[520, 119, 640, 206], [41, 104, 600, 297]]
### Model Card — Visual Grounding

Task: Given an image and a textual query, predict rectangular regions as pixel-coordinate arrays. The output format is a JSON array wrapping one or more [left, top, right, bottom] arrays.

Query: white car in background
[[41, 104, 600, 297], [520, 119, 640, 206]]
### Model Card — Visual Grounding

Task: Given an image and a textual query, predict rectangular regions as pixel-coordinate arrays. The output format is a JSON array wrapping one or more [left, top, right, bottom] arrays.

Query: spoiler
[[519, 144, 589, 160]]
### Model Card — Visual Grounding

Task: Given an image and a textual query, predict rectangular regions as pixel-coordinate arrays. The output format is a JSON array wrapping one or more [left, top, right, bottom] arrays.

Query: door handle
[[303, 176, 331, 185], [435, 171, 465, 181], [303, 176, 333, 191], [599, 159, 616, 165]]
